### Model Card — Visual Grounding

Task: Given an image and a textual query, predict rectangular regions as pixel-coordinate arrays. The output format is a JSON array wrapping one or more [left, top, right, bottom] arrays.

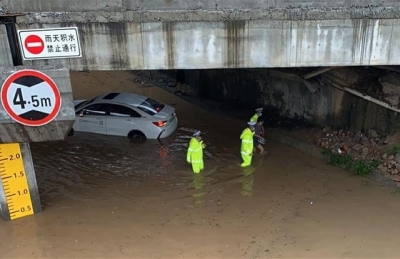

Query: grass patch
[[323, 149, 380, 176], [354, 160, 380, 176], [387, 145, 400, 156]]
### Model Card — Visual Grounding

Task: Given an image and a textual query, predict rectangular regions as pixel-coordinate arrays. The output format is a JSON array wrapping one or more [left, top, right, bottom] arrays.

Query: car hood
[[154, 105, 175, 119]]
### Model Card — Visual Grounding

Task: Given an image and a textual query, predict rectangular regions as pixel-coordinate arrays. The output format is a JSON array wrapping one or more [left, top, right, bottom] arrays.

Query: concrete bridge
[[1, 0, 400, 70]]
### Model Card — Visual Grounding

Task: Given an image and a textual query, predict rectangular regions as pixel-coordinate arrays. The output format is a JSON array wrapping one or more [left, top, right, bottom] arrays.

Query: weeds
[[354, 160, 380, 176], [329, 153, 353, 170], [387, 145, 400, 156], [323, 149, 380, 176]]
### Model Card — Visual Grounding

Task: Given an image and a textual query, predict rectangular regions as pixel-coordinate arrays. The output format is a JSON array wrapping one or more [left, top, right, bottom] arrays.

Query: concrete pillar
[[0, 25, 13, 67]]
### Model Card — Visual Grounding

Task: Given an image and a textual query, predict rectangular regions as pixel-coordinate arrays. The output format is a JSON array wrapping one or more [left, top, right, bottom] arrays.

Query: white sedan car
[[72, 92, 178, 139]]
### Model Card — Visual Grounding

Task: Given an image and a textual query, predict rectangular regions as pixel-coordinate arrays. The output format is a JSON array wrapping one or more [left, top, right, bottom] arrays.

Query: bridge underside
[[2, 1, 400, 70]]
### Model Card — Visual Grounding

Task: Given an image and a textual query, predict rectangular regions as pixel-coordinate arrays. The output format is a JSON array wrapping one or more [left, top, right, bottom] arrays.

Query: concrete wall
[[198, 69, 397, 134], [2, 0, 400, 70], [10, 18, 400, 70]]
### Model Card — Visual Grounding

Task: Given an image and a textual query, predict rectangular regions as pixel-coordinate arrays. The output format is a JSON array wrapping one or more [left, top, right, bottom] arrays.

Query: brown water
[[1, 71, 400, 258]]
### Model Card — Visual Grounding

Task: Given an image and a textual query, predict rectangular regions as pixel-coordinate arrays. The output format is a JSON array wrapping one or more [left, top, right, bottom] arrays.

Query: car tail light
[[153, 121, 167, 127]]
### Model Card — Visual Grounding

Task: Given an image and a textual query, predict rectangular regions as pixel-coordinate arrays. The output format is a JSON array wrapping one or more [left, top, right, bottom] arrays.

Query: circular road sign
[[1, 70, 62, 127], [24, 35, 45, 55]]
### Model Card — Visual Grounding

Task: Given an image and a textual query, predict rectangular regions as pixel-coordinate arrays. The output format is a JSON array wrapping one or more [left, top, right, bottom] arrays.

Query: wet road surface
[[1, 71, 400, 258]]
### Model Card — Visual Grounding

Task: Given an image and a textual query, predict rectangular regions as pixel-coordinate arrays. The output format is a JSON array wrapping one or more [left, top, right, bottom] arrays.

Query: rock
[[167, 81, 176, 87], [370, 140, 376, 147], [394, 154, 400, 164], [322, 127, 330, 133], [384, 136, 390, 144], [379, 74, 400, 94], [388, 155, 395, 161], [361, 137, 370, 146], [385, 96, 399, 107], [343, 144, 349, 153], [354, 131, 362, 141], [382, 153, 388, 160], [368, 129, 379, 138], [339, 129, 343, 135], [392, 175, 400, 182], [328, 68, 360, 87], [352, 143, 362, 151], [378, 164, 386, 173], [333, 131, 338, 136], [379, 74, 400, 107], [361, 148, 369, 159]]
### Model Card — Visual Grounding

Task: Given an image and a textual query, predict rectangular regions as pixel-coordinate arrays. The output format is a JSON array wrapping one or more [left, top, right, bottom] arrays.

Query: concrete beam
[[2, 0, 400, 13], [13, 7, 400, 24], [13, 18, 400, 70]]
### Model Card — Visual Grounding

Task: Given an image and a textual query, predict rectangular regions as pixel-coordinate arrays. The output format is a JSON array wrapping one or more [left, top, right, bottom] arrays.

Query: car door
[[106, 104, 142, 136], [74, 103, 109, 135]]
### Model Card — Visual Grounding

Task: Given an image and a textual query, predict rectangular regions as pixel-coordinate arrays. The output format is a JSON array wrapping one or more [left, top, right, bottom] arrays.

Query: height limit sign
[[18, 27, 81, 60], [1, 70, 61, 127]]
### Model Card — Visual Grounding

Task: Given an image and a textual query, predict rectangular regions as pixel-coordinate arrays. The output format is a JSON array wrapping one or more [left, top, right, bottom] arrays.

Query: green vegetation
[[323, 149, 380, 176], [387, 144, 400, 156], [354, 159, 380, 176]]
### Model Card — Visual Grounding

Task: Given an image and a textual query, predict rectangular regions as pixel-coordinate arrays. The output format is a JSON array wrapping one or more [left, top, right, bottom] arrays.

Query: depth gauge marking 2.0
[[1, 70, 62, 127]]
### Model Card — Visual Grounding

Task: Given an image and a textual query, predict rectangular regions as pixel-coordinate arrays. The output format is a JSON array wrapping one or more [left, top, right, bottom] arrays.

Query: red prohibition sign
[[24, 35, 45, 55], [0, 70, 62, 127]]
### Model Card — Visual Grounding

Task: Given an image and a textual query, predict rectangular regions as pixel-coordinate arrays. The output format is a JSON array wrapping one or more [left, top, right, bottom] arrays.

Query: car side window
[[109, 104, 141, 118], [81, 103, 109, 116]]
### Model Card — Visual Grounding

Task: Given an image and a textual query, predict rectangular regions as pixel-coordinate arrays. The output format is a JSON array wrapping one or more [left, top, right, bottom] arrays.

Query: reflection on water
[[190, 173, 207, 204], [29, 127, 265, 205], [239, 159, 263, 197]]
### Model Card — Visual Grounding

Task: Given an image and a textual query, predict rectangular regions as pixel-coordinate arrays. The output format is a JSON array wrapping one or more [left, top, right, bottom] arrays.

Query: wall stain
[[107, 22, 130, 69], [163, 22, 175, 69], [226, 20, 246, 68], [351, 18, 376, 65]]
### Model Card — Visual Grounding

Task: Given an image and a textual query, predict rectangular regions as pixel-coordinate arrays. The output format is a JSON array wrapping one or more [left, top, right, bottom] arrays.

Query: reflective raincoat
[[187, 137, 205, 173], [250, 113, 259, 123], [240, 127, 254, 167]]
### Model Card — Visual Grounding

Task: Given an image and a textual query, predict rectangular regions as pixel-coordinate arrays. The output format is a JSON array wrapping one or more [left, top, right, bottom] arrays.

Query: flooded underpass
[[1, 71, 400, 258]]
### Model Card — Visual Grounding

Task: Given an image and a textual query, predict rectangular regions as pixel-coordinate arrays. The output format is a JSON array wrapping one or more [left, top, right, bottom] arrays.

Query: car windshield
[[139, 98, 165, 114], [75, 97, 96, 110]]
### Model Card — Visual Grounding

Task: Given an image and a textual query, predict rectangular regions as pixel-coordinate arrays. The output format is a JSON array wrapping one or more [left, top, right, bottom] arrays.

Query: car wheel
[[128, 130, 146, 140]]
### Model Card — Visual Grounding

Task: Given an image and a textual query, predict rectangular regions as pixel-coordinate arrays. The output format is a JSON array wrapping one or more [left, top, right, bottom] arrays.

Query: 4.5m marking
[[13, 88, 52, 109]]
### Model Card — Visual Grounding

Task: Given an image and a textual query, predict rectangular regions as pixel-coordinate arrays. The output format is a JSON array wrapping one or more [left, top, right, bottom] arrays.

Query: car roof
[[94, 92, 147, 106]]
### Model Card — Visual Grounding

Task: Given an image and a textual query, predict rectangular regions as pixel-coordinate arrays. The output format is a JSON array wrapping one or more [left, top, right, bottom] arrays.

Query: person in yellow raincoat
[[187, 130, 206, 173], [250, 108, 263, 123], [240, 121, 256, 167]]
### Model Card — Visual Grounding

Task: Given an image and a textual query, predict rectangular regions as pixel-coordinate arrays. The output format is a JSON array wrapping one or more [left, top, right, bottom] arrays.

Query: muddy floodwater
[[1, 71, 400, 258]]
